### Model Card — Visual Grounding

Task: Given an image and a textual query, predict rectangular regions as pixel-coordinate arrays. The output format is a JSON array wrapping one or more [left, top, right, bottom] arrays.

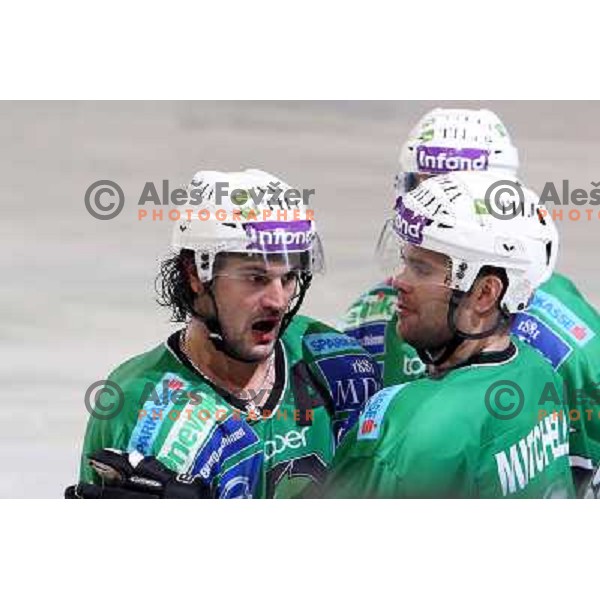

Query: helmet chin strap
[[191, 273, 313, 364], [190, 283, 257, 364], [416, 290, 510, 368]]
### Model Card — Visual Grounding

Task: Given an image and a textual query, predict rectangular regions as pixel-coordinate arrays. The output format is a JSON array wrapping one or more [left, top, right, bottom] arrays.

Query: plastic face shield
[[240, 220, 325, 275], [210, 220, 325, 295], [376, 220, 451, 288]]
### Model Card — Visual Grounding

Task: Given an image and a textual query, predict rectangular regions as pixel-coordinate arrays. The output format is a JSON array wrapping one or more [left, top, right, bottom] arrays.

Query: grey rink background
[[1, 101, 598, 498]]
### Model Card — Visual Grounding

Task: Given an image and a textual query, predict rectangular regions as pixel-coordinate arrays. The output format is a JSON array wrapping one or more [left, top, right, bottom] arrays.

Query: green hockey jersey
[[322, 339, 575, 498], [80, 315, 382, 498], [340, 273, 600, 469]]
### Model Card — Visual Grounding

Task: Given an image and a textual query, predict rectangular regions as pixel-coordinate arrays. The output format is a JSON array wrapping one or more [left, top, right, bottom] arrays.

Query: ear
[[471, 274, 505, 314]]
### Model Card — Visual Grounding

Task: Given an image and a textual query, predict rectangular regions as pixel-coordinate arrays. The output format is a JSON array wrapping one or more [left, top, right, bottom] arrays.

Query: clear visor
[[376, 220, 452, 288], [239, 221, 325, 275], [211, 250, 322, 306]]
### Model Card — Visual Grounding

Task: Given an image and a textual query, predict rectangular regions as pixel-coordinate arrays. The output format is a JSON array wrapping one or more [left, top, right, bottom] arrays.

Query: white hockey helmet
[[172, 168, 324, 281], [396, 108, 519, 196], [379, 171, 555, 313]]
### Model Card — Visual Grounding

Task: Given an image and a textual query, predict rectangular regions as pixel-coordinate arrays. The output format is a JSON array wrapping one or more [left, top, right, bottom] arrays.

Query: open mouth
[[251, 317, 280, 342]]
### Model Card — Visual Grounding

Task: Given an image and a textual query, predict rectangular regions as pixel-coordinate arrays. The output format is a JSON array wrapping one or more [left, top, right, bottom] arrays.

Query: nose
[[262, 277, 287, 311], [391, 265, 413, 293], [392, 274, 414, 311]]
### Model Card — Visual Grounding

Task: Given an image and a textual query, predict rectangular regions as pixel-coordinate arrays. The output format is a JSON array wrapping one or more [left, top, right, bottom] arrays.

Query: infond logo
[[393, 196, 433, 245], [416, 146, 489, 174], [245, 221, 314, 252]]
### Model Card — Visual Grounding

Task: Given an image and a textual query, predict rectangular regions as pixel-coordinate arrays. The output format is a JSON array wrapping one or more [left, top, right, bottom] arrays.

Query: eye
[[281, 271, 299, 286], [408, 258, 432, 277], [247, 273, 270, 285]]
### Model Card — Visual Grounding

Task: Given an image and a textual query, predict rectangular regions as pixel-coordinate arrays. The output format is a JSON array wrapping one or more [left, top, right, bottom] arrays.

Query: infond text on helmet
[[84, 179, 315, 221]]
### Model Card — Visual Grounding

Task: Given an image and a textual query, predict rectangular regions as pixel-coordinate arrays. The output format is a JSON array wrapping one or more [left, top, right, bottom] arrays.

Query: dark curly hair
[[155, 249, 314, 332], [155, 249, 198, 323]]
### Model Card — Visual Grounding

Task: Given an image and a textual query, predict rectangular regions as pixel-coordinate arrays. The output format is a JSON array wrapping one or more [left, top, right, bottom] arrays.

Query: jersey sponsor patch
[[512, 313, 572, 370], [264, 426, 310, 461], [189, 415, 260, 481], [530, 289, 596, 347], [157, 405, 217, 473], [315, 353, 382, 443], [315, 354, 381, 412], [357, 384, 406, 440], [128, 373, 190, 455], [344, 322, 387, 355], [304, 332, 365, 357]]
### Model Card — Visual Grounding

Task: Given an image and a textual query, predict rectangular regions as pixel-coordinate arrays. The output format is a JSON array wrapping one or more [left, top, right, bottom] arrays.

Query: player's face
[[391, 244, 454, 351], [210, 255, 300, 362]]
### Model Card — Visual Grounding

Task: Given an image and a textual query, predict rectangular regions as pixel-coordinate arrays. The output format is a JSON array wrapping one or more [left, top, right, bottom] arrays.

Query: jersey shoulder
[[531, 273, 600, 340], [103, 338, 194, 401], [283, 314, 382, 399], [284, 315, 383, 442], [352, 340, 565, 456], [284, 314, 378, 362], [107, 341, 171, 383], [513, 273, 600, 370]]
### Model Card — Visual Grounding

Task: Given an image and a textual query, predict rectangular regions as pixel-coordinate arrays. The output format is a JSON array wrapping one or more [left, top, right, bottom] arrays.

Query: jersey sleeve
[[78, 373, 142, 484]]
